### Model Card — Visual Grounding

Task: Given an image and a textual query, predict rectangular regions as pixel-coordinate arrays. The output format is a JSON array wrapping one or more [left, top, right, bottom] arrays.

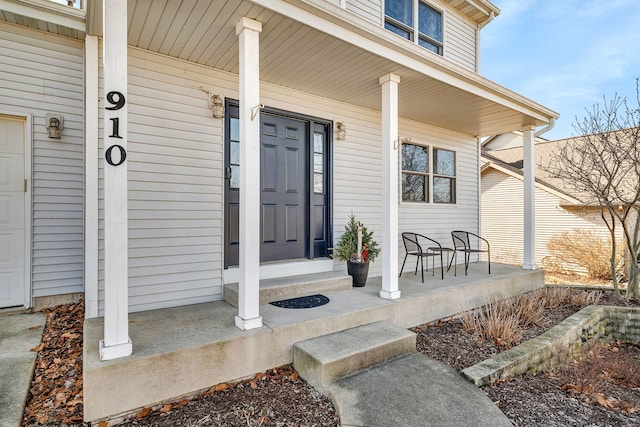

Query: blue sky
[[481, 0, 640, 140]]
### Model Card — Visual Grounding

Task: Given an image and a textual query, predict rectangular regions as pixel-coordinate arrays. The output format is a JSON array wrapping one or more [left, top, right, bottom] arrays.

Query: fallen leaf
[[61, 332, 79, 339], [30, 343, 45, 352], [250, 380, 258, 389], [214, 383, 230, 392], [159, 404, 172, 413], [28, 325, 41, 330], [137, 407, 152, 419], [67, 399, 83, 407]]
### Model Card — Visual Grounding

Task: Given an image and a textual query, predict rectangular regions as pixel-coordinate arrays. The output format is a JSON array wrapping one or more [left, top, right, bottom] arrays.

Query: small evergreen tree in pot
[[332, 213, 380, 286]]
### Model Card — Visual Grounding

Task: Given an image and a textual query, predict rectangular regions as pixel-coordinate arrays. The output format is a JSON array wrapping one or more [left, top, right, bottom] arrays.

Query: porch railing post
[[379, 73, 401, 300], [235, 17, 263, 330]]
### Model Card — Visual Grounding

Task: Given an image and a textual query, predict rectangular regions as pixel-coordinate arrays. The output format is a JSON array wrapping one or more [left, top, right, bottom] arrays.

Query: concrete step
[[224, 271, 352, 308], [292, 321, 416, 392]]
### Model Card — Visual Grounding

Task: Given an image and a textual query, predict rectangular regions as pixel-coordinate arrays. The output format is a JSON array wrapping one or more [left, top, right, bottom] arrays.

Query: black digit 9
[[105, 91, 126, 110]]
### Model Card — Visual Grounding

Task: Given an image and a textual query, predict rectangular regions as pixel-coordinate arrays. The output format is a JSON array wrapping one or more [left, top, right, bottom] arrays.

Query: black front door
[[224, 103, 331, 268], [260, 114, 307, 261]]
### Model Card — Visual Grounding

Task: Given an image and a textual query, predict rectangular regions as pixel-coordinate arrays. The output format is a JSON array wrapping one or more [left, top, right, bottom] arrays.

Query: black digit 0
[[105, 91, 125, 110], [105, 145, 127, 166]]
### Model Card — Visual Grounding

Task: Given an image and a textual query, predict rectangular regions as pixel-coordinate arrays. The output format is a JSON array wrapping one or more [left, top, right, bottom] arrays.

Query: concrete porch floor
[[84, 262, 544, 423]]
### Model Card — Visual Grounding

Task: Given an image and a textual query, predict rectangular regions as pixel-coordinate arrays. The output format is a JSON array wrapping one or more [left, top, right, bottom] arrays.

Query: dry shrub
[[540, 286, 574, 308], [511, 292, 546, 327], [540, 287, 602, 308], [459, 287, 601, 349], [460, 298, 522, 349], [546, 229, 622, 280]]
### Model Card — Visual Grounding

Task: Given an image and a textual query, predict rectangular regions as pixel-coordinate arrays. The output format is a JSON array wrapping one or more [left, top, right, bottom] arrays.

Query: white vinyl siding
[[481, 168, 622, 273], [352, 0, 477, 70], [347, 0, 382, 24], [96, 46, 481, 313], [98, 46, 228, 314], [399, 120, 479, 266], [0, 22, 84, 298], [442, 9, 476, 70]]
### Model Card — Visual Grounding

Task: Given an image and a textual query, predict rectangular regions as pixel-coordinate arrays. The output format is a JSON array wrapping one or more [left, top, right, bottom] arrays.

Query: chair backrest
[[451, 231, 470, 250], [402, 232, 421, 253]]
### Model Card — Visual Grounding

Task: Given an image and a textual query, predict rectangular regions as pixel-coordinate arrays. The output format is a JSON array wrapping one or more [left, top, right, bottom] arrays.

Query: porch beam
[[99, 0, 132, 361], [235, 17, 263, 330], [379, 73, 401, 300], [522, 126, 536, 270]]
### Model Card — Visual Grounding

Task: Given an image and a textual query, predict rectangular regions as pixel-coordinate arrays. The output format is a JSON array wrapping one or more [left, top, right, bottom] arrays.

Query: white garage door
[[0, 116, 26, 308]]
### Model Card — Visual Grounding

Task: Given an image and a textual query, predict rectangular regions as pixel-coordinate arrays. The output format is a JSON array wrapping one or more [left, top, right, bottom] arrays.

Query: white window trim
[[383, 0, 445, 55], [399, 141, 457, 205]]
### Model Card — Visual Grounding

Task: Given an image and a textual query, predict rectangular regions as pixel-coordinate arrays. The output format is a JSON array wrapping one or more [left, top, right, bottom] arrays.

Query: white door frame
[[0, 111, 32, 309]]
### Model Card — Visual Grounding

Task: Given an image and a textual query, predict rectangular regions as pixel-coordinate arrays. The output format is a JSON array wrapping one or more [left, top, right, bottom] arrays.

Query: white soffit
[[87, 0, 557, 137]]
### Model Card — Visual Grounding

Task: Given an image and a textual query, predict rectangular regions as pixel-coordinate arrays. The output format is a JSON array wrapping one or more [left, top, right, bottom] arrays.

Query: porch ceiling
[[81, 0, 557, 137]]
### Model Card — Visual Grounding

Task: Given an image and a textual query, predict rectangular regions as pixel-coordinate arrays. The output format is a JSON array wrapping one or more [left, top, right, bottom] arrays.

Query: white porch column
[[235, 17, 263, 330], [100, 0, 132, 360], [522, 126, 536, 270], [85, 34, 99, 319], [379, 73, 401, 300]]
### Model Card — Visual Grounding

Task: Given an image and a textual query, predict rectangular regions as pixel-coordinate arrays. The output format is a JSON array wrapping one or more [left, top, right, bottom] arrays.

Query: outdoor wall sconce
[[210, 94, 224, 119], [336, 121, 346, 140], [46, 113, 64, 139]]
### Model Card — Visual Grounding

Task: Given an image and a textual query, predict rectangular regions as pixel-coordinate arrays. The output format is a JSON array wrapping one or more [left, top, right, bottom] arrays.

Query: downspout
[[475, 11, 495, 73], [534, 117, 556, 137]]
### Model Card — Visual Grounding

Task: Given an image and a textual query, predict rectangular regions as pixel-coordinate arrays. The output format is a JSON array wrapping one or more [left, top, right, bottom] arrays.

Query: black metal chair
[[448, 230, 491, 275], [399, 232, 446, 281]]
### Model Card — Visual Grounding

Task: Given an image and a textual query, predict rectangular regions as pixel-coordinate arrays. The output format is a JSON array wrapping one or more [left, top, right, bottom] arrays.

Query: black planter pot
[[347, 261, 370, 287]]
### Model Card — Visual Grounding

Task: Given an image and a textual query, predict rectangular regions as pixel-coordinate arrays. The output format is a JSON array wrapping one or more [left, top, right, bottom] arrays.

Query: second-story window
[[385, 0, 443, 55]]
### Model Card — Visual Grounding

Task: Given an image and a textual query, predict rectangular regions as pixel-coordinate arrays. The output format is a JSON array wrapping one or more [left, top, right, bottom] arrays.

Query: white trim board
[[0, 110, 33, 308], [223, 259, 335, 284]]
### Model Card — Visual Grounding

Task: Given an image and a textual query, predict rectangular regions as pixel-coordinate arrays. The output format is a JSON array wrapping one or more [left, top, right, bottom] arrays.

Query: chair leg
[[414, 257, 420, 275], [464, 251, 469, 275], [447, 252, 455, 271], [399, 254, 408, 278], [488, 250, 491, 274], [439, 252, 443, 279], [431, 254, 435, 277], [420, 256, 424, 283]]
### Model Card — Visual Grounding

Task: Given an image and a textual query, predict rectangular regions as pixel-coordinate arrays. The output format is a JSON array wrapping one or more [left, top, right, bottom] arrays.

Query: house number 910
[[105, 90, 126, 166]]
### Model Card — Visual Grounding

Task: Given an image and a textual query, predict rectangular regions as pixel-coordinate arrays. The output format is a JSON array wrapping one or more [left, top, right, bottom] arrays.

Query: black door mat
[[269, 294, 330, 309]]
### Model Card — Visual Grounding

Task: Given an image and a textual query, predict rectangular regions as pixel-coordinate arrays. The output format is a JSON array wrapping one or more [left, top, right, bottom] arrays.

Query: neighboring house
[[481, 132, 624, 273], [0, 0, 558, 367]]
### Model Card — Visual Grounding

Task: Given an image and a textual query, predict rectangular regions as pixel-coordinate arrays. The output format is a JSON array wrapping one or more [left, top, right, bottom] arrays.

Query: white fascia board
[[482, 160, 582, 205], [251, 0, 558, 124], [0, 0, 85, 32]]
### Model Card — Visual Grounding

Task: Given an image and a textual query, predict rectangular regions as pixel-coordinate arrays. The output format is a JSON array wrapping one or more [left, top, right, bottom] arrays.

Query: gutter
[[534, 117, 556, 137], [475, 11, 495, 73]]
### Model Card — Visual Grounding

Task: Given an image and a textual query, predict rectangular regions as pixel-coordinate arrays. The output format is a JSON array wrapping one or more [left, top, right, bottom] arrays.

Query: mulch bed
[[22, 301, 84, 426], [22, 291, 640, 426]]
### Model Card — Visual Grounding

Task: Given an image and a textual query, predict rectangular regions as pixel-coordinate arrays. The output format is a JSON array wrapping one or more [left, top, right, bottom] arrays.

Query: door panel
[[0, 117, 25, 308], [260, 115, 307, 262]]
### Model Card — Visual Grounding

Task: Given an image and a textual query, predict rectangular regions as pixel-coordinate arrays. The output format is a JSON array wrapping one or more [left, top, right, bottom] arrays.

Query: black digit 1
[[105, 145, 126, 166], [109, 117, 122, 139], [106, 91, 126, 110]]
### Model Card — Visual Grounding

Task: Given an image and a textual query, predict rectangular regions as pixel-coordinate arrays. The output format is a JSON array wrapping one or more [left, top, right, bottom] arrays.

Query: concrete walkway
[[328, 352, 512, 427], [0, 312, 45, 427], [1, 311, 514, 426]]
